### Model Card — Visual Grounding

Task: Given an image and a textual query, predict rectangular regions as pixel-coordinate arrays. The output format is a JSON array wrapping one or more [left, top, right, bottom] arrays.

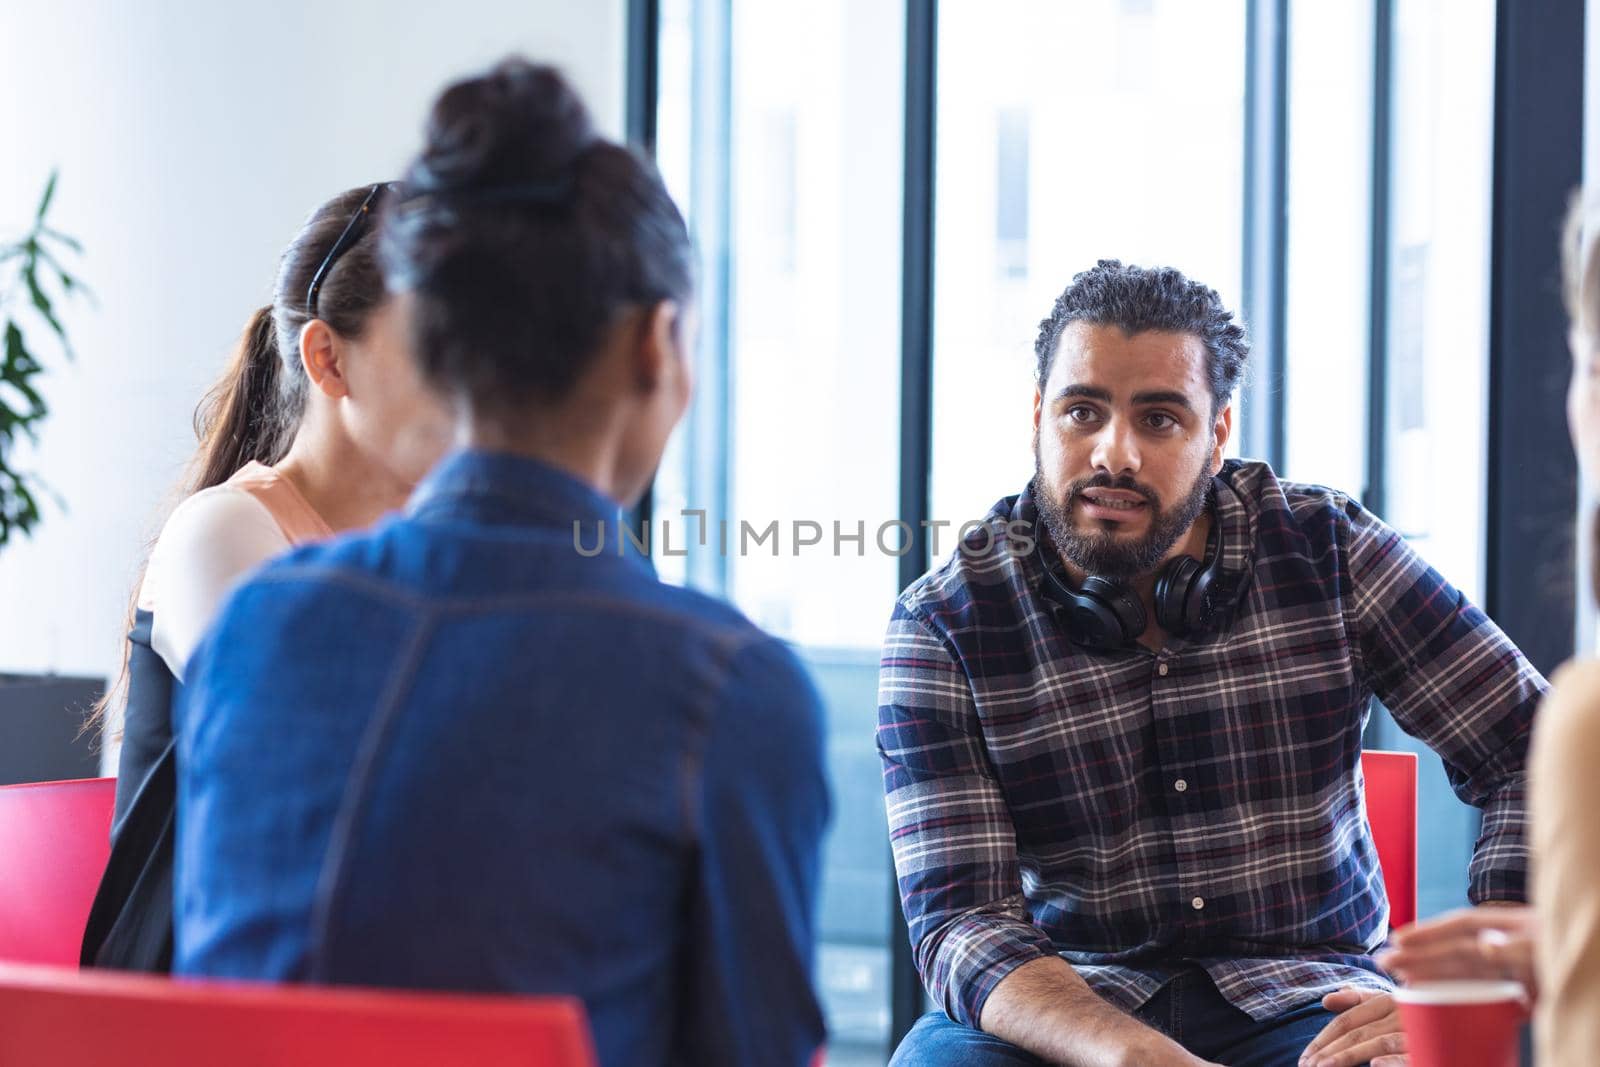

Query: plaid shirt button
[[1157, 662, 1169, 677], [1192, 897, 1205, 910], [1174, 779, 1188, 792]]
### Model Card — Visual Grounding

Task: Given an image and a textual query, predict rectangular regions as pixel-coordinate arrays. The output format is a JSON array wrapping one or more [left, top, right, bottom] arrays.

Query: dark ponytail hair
[[381, 58, 693, 409], [88, 185, 390, 738], [188, 306, 295, 490]]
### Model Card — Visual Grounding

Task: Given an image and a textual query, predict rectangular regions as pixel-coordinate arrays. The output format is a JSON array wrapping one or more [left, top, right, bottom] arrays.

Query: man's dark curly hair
[[1034, 259, 1248, 415]]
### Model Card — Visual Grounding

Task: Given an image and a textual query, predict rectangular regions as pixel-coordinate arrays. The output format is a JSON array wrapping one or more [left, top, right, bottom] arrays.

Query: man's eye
[[1146, 412, 1176, 430], [1066, 406, 1098, 424]]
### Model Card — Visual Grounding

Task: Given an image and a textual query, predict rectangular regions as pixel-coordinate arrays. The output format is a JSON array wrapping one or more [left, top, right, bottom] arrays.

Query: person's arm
[[879, 608, 1208, 1067], [1343, 498, 1545, 902], [146, 488, 293, 680], [980, 958, 1218, 1067], [1530, 659, 1600, 1064], [680, 635, 830, 1067]]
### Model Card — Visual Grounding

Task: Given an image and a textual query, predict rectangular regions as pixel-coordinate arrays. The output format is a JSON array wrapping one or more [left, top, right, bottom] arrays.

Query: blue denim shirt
[[174, 450, 831, 1067]]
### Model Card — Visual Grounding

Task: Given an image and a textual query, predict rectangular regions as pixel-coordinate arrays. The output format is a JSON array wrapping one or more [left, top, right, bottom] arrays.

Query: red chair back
[[0, 777, 115, 966], [1361, 750, 1418, 928], [0, 961, 598, 1066]]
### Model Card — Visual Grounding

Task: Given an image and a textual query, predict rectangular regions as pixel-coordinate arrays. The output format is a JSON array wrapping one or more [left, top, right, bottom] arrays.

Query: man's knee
[[888, 1011, 1046, 1067]]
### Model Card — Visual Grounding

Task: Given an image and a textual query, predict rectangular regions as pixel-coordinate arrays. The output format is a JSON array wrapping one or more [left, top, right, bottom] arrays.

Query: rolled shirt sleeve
[[878, 605, 1057, 1027], [1343, 498, 1545, 902]]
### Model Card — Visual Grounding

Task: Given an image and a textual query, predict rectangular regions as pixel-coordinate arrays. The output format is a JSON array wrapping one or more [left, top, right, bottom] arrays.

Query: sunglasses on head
[[304, 182, 398, 318]]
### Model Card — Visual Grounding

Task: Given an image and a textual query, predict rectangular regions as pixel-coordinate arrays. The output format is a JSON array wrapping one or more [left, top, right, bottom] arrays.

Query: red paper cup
[[1394, 981, 1528, 1067]]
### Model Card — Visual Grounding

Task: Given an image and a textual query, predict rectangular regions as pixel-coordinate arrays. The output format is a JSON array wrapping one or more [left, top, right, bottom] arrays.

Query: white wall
[[0, 1, 624, 683]]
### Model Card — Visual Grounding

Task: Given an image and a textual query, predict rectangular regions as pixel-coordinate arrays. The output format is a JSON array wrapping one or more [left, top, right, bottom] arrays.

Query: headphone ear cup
[[1059, 596, 1127, 649], [1037, 563, 1148, 649], [1079, 576, 1147, 644], [1185, 558, 1218, 632], [1154, 555, 1201, 635]]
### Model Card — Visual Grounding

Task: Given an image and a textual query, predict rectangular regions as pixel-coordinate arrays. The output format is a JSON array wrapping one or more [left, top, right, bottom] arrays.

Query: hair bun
[[406, 59, 595, 195]]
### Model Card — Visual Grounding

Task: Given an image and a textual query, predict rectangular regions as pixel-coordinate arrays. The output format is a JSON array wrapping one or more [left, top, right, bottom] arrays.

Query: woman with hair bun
[[80, 183, 451, 971], [172, 59, 829, 1067]]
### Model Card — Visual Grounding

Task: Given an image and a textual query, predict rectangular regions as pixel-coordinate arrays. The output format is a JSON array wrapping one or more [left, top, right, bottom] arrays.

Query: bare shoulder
[[156, 483, 282, 549], [141, 485, 290, 612]]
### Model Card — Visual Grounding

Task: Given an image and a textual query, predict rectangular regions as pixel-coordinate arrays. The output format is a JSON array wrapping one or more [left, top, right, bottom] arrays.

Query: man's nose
[[1089, 418, 1141, 478]]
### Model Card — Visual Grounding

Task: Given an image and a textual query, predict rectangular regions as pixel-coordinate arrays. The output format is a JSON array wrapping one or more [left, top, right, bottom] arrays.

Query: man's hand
[[1376, 904, 1537, 995], [1296, 986, 1406, 1067]]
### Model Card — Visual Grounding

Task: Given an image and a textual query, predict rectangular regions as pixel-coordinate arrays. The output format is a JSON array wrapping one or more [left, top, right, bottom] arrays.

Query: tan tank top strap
[[225, 462, 335, 544]]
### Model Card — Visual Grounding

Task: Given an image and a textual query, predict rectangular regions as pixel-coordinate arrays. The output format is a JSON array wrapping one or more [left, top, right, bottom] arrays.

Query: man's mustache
[[1065, 473, 1160, 509]]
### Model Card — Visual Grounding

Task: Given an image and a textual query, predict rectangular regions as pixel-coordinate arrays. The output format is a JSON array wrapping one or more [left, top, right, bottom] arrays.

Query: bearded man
[[878, 260, 1544, 1067]]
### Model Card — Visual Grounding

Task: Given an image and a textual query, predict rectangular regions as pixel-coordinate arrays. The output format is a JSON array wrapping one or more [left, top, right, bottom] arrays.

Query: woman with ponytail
[[80, 184, 450, 971]]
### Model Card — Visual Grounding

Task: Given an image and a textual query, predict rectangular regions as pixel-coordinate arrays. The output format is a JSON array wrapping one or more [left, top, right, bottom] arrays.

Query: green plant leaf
[[0, 169, 84, 550], [39, 226, 82, 253], [1, 323, 47, 420], [16, 478, 40, 526], [0, 469, 43, 548], [2, 324, 42, 380], [0, 375, 46, 420], [22, 264, 68, 350], [35, 248, 91, 302], [34, 170, 57, 223]]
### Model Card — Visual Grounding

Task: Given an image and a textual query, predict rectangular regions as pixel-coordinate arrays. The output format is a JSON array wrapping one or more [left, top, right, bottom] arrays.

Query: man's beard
[[1034, 459, 1213, 581]]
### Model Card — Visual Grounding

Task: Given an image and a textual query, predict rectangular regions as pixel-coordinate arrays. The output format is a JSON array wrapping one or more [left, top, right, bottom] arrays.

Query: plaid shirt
[[878, 460, 1543, 1028]]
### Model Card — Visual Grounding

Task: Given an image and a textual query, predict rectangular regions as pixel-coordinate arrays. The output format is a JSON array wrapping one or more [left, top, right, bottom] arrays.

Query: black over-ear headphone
[[1036, 521, 1224, 649]]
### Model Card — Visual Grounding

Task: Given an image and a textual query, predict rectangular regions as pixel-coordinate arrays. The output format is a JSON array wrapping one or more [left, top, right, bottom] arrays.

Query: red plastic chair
[[0, 777, 115, 966], [1361, 750, 1419, 929], [0, 960, 597, 1066]]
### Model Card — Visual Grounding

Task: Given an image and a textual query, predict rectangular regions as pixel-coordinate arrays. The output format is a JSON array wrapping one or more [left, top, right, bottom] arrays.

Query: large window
[[1380, 0, 1495, 606], [1280, 0, 1498, 921], [1281, 0, 1374, 495], [655, 0, 1507, 1058], [930, 0, 1248, 531], [1366, 0, 1498, 921], [654, 2, 905, 1063]]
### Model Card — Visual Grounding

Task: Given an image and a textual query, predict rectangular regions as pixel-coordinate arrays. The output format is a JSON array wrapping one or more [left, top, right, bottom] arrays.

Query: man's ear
[[634, 300, 681, 392], [1031, 385, 1044, 451], [300, 320, 350, 399], [1211, 402, 1233, 473]]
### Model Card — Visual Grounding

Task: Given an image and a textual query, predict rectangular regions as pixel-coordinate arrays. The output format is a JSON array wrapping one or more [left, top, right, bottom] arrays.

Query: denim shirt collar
[[407, 449, 652, 568]]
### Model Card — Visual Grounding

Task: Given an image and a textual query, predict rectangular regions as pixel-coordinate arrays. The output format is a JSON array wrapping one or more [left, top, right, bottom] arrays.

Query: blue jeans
[[890, 967, 1345, 1067]]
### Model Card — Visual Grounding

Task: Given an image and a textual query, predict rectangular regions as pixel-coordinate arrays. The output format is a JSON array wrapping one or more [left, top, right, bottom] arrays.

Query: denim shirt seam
[[677, 628, 774, 846], [304, 607, 438, 980]]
